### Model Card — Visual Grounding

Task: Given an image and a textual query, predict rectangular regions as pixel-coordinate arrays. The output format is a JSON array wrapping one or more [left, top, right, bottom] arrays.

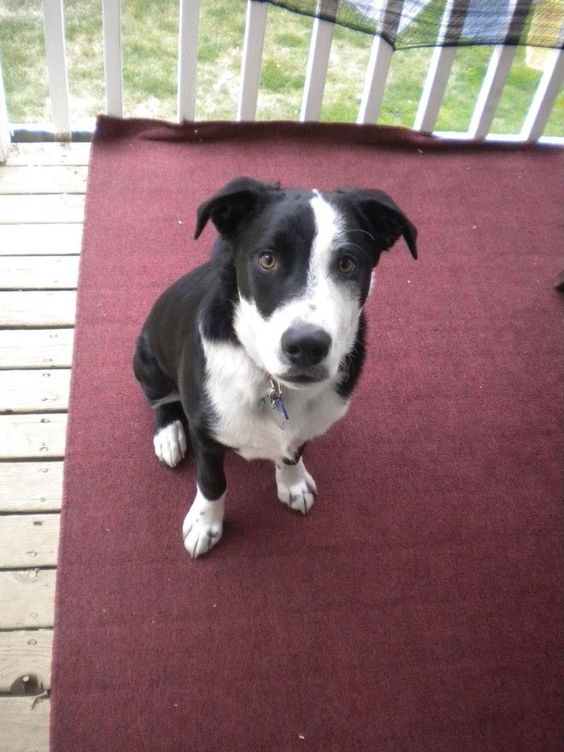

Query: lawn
[[0, 0, 561, 135]]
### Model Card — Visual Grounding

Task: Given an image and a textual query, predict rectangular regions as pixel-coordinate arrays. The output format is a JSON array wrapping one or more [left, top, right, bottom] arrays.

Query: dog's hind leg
[[153, 402, 188, 468], [133, 334, 188, 468]]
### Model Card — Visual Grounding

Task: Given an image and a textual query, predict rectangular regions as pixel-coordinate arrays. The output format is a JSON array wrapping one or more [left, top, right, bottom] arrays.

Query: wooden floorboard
[[0, 291, 77, 328], [0, 224, 83, 255], [0, 370, 71, 413], [0, 414, 67, 460], [0, 143, 85, 751], [0, 165, 88, 194], [0, 697, 49, 752], [0, 462, 63, 514], [0, 329, 74, 369], [0, 570, 56, 630], [0, 194, 85, 224], [0, 256, 80, 290], [0, 515, 60, 570], [0, 630, 53, 692], [7, 142, 90, 166]]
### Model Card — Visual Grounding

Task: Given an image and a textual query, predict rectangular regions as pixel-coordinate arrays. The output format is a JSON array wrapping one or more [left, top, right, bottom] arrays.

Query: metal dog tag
[[267, 378, 289, 428]]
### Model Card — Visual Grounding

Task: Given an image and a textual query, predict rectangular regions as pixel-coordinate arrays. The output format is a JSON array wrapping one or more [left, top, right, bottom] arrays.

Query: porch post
[[300, 0, 338, 122], [0, 58, 11, 164], [42, 0, 71, 137]]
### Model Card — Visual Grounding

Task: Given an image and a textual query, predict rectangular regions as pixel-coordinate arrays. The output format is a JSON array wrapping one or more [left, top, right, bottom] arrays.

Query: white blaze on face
[[308, 190, 340, 287], [234, 191, 362, 386]]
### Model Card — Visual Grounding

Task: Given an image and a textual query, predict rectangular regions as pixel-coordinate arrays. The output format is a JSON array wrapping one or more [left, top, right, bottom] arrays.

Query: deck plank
[[0, 329, 74, 369], [0, 166, 87, 194], [0, 291, 76, 327], [0, 195, 85, 224], [0, 570, 55, 629], [0, 224, 83, 255], [0, 696, 49, 752], [0, 515, 60, 570], [0, 630, 53, 693], [8, 141, 90, 166], [0, 414, 67, 460], [0, 256, 79, 290], [0, 462, 63, 513], [0, 369, 71, 413]]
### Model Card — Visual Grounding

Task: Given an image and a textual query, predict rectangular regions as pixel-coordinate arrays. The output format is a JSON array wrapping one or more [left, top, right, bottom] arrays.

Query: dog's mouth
[[277, 366, 329, 388]]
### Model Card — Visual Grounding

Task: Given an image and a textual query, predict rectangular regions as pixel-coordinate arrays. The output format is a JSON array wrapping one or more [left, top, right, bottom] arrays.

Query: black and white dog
[[133, 177, 417, 558]]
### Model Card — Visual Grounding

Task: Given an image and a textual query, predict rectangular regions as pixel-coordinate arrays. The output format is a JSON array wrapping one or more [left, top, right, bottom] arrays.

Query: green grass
[[0, 0, 561, 135]]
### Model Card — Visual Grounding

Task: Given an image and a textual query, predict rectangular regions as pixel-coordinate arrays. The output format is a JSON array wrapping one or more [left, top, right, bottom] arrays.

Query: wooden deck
[[0, 142, 89, 752]]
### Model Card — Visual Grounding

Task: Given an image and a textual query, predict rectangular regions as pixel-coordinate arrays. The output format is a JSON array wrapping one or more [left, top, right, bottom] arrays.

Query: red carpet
[[51, 117, 562, 751]]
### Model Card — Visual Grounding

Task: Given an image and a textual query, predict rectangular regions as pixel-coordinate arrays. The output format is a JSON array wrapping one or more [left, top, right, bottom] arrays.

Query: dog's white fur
[[183, 486, 225, 558], [275, 458, 317, 514], [201, 337, 349, 463], [154, 420, 187, 468]]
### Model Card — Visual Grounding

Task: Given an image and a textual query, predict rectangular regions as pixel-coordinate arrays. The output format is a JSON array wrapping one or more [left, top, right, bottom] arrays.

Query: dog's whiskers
[[349, 227, 375, 242]]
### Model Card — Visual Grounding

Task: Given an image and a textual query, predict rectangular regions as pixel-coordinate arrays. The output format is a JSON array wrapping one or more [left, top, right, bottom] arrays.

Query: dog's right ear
[[194, 177, 279, 240]]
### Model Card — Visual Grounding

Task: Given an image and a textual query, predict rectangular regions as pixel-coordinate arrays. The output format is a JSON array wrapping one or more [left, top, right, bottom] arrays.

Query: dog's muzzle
[[278, 323, 331, 385]]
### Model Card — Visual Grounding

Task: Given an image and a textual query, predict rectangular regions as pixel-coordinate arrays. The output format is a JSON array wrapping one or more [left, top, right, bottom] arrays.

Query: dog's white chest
[[202, 338, 349, 462]]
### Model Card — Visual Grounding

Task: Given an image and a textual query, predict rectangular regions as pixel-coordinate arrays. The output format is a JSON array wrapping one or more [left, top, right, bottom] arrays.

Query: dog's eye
[[337, 256, 356, 276], [258, 252, 277, 271]]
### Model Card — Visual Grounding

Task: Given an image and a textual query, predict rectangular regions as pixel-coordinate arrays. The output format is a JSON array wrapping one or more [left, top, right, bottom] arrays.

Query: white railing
[[0, 58, 9, 162], [0, 0, 562, 162]]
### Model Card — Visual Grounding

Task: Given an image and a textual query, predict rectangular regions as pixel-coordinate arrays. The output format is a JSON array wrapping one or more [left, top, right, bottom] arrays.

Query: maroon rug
[[51, 117, 562, 751]]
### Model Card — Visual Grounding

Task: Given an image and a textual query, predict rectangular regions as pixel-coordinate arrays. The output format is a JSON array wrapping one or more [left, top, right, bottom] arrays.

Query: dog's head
[[195, 177, 417, 390]]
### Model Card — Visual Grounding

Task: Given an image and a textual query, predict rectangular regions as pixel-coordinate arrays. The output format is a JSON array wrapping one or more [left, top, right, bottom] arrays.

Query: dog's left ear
[[343, 189, 418, 260], [194, 177, 279, 240]]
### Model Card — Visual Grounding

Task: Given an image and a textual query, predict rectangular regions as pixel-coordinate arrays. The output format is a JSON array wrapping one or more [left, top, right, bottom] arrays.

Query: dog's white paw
[[154, 420, 187, 468], [275, 459, 317, 515], [182, 488, 225, 559]]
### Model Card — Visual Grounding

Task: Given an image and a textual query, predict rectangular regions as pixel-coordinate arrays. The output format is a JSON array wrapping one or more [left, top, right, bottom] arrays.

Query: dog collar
[[267, 376, 289, 426]]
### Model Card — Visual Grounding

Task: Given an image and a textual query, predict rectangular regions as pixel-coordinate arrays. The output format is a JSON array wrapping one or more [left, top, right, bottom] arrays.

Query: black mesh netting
[[256, 0, 563, 50]]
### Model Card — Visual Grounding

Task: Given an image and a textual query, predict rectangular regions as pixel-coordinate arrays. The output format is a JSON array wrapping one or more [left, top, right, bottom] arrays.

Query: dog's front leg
[[182, 436, 226, 559], [275, 454, 317, 515]]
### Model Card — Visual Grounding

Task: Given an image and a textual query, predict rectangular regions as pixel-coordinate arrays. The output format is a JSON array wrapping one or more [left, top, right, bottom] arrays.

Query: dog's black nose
[[281, 324, 332, 367]]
